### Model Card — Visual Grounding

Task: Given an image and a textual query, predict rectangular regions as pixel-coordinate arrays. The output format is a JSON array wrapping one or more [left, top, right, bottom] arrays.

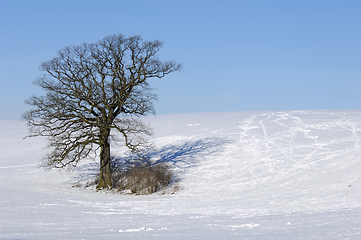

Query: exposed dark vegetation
[[90, 156, 179, 195]]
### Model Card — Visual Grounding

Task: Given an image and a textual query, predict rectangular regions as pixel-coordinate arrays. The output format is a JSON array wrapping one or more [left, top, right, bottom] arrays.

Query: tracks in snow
[[189, 110, 361, 214], [237, 111, 361, 171]]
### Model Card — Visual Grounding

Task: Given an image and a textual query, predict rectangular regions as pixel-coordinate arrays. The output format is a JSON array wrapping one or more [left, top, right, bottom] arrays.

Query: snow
[[1, 110, 361, 239]]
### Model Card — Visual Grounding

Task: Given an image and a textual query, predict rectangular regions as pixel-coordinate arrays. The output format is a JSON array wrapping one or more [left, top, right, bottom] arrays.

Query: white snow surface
[[1, 110, 361, 239]]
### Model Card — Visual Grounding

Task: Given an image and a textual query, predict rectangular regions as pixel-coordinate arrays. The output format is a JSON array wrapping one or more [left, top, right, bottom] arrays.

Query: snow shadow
[[72, 160, 99, 183], [71, 137, 229, 183], [112, 137, 229, 172]]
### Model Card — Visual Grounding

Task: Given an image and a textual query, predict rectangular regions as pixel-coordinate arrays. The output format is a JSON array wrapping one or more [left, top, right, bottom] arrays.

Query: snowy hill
[[1, 110, 361, 239]]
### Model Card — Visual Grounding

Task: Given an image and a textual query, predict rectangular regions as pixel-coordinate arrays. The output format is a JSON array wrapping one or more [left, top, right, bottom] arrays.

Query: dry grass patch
[[112, 161, 175, 194]]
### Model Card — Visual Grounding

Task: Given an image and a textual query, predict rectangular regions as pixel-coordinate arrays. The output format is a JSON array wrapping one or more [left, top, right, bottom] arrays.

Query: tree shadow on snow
[[113, 137, 230, 172], [72, 137, 229, 183]]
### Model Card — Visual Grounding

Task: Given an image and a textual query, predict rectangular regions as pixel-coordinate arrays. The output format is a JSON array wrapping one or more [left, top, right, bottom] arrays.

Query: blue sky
[[0, 0, 360, 120]]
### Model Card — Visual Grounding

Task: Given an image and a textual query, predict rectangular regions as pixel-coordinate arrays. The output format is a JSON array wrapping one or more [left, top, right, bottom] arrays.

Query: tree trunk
[[97, 139, 112, 189]]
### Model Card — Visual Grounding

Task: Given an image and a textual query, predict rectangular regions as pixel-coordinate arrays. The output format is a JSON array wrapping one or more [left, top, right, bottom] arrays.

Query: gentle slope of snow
[[1, 110, 361, 239]]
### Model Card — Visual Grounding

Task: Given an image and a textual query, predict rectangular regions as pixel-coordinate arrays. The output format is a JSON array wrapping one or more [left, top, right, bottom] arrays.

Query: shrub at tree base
[[112, 162, 175, 194]]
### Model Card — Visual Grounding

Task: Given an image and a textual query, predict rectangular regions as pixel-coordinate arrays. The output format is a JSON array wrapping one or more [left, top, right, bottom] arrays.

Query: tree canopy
[[23, 34, 182, 188]]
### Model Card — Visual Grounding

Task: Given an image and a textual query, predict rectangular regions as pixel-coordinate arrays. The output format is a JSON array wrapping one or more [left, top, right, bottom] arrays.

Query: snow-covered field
[[1, 110, 361, 239]]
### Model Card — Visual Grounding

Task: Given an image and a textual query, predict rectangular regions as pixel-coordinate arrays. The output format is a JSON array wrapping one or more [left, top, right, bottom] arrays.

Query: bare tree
[[23, 34, 182, 189]]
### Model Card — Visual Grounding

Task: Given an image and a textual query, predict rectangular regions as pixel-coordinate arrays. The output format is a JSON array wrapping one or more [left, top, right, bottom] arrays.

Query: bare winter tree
[[23, 34, 182, 189]]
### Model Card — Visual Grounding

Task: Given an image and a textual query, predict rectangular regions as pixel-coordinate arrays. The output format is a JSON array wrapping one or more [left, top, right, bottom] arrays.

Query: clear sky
[[1, 0, 360, 120]]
